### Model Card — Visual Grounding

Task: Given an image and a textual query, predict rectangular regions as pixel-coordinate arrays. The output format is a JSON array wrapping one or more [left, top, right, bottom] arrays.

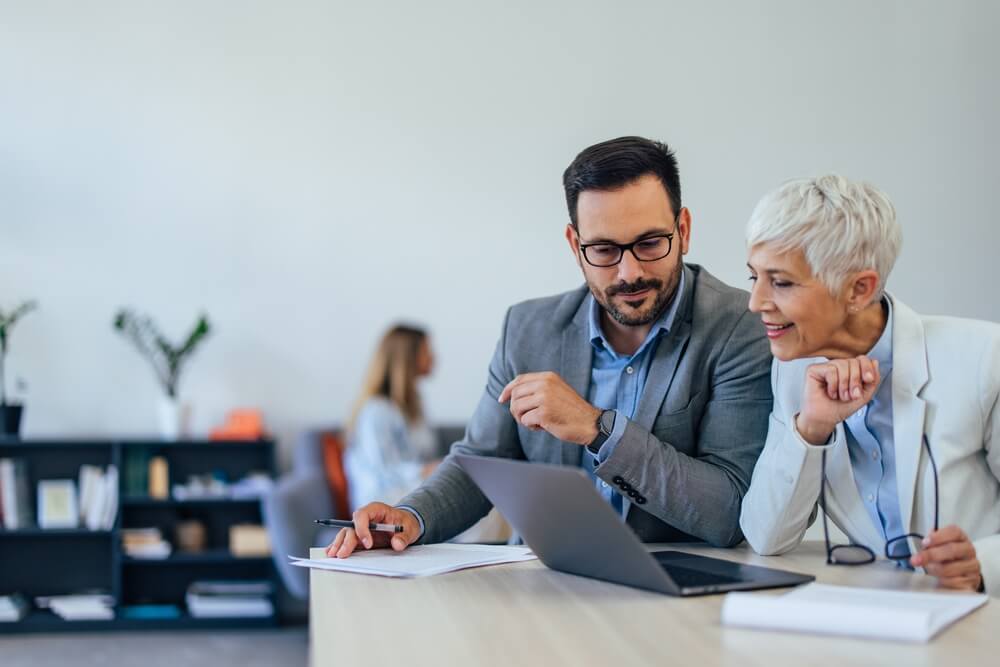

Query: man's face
[[566, 174, 691, 326]]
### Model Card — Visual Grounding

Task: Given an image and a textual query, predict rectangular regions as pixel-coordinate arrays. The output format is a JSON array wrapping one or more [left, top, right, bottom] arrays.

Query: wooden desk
[[308, 542, 996, 666]]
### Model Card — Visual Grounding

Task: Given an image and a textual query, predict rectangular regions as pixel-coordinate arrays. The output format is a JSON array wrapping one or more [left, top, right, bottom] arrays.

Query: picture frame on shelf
[[37, 479, 78, 529]]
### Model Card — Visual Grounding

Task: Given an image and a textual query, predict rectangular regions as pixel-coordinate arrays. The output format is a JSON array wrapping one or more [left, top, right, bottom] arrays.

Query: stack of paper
[[290, 543, 536, 578], [721, 583, 989, 642], [0, 594, 29, 622], [37, 594, 115, 621], [186, 580, 274, 618], [122, 527, 172, 559]]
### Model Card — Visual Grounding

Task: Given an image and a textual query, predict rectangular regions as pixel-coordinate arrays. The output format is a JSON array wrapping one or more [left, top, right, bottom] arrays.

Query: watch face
[[600, 410, 615, 434]]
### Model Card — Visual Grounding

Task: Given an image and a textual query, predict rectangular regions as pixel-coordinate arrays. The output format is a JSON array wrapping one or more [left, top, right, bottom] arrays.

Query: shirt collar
[[867, 296, 894, 372], [588, 268, 686, 357]]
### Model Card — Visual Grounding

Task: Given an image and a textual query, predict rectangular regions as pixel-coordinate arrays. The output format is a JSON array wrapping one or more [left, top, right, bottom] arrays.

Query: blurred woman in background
[[344, 324, 440, 509]]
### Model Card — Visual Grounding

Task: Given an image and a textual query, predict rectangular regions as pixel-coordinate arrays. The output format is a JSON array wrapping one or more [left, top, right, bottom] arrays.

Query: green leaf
[[178, 315, 211, 357], [0, 300, 38, 331]]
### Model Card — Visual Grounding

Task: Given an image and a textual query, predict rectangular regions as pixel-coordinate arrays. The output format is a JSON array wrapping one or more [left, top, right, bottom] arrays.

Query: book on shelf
[[102, 465, 118, 529], [78, 465, 102, 528], [122, 449, 150, 497], [186, 580, 274, 619], [0, 458, 34, 530], [229, 524, 271, 557], [0, 593, 29, 622], [78, 464, 119, 531], [119, 604, 182, 620], [37, 479, 78, 529], [35, 594, 115, 621], [188, 580, 273, 596], [122, 527, 172, 559]]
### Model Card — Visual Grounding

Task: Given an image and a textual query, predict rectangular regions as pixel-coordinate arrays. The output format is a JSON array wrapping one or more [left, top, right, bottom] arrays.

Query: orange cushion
[[321, 431, 351, 518]]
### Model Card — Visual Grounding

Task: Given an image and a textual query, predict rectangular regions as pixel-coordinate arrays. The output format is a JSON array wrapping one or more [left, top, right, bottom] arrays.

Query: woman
[[344, 324, 440, 509], [739, 174, 999, 595]]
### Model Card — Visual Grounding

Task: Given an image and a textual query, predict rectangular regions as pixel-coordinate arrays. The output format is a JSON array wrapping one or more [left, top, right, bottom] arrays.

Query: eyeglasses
[[578, 225, 676, 268], [821, 436, 938, 565]]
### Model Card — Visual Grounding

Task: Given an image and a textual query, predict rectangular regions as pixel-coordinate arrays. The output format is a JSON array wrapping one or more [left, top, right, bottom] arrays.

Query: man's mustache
[[606, 278, 663, 298]]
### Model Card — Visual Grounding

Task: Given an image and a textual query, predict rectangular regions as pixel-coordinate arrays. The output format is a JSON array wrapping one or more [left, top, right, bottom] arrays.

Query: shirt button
[[867, 494, 875, 502], [872, 450, 880, 460], [626, 366, 635, 375], [601, 481, 609, 489]]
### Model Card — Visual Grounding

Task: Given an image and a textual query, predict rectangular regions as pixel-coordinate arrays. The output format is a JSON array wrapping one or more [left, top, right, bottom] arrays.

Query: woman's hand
[[795, 356, 880, 445], [910, 525, 984, 592]]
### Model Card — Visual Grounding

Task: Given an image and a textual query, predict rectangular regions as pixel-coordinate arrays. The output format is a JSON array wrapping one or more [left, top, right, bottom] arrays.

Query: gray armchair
[[263, 424, 465, 599]]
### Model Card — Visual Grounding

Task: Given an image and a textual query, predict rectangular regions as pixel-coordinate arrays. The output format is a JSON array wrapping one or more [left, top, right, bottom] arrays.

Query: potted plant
[[0, 300, 38, 437], [113, 309, 211, 439]]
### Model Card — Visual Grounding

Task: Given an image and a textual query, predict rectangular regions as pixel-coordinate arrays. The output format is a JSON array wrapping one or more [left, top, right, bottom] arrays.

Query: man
[[328, 136, 772, 558]]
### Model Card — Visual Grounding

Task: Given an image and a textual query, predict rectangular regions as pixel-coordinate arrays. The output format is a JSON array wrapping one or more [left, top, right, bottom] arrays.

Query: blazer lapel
[[559, 299, 592, 467], [888, 295, 930, 537], [632, 265, 695, 431]]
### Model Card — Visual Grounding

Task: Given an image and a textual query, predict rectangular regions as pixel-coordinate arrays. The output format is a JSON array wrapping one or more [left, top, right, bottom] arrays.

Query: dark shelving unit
[[0, 437, 278, 633]]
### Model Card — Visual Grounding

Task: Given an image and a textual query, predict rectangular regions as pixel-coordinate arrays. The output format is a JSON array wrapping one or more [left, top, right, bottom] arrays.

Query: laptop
[[454, 454, 814, 596]]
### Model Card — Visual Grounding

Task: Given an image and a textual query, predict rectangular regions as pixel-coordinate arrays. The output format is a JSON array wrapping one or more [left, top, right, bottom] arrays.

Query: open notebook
[[290, 543, 536, 578], [721, 583, 988, 642]]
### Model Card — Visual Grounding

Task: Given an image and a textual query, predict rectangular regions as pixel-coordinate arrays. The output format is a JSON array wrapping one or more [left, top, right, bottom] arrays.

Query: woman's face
[[416, 338, 435, 377], [746, 243, 851, 361]]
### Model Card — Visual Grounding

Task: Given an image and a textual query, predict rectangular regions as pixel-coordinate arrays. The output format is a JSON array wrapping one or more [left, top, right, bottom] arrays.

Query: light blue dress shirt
[[581, 270, 687, 516], [843, 298, 908, 555]]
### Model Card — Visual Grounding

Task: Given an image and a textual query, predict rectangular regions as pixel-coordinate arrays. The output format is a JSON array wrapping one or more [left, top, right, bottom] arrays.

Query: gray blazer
[[400, 264, 773, 547]]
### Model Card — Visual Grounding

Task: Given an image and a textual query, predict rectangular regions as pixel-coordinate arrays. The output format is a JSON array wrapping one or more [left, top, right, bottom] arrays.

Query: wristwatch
[[587, 409, 616, 455]]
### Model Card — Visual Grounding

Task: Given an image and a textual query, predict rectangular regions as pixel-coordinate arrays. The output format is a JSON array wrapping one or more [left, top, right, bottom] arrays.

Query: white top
[[344, 397, 438, 510]]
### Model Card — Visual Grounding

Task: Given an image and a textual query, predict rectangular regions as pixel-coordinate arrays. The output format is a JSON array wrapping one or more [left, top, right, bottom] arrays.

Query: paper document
[[721, 583, 988, 642], [290, 543, 536, 578]]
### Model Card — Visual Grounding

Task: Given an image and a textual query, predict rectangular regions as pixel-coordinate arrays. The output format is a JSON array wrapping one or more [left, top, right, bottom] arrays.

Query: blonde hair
[[348, 324, 427, 432], [746, 174, 902, 296]]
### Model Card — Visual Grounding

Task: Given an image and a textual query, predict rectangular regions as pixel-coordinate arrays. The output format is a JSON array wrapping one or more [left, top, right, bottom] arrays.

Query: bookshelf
[[0, 437, 278, 633]]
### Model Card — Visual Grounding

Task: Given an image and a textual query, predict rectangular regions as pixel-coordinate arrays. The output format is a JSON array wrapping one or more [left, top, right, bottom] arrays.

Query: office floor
[[0, 627, 308, 667]]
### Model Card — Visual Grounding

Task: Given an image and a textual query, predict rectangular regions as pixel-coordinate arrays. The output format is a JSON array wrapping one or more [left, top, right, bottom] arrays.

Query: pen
[[314, 518, 404, 533]]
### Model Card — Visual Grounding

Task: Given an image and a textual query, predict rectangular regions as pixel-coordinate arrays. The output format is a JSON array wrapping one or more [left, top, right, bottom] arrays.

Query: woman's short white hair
[[746, 174, 902, 296]]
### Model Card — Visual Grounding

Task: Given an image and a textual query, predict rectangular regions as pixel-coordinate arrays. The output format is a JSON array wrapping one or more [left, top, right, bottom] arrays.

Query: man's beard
[[590, 262, 683, 327]]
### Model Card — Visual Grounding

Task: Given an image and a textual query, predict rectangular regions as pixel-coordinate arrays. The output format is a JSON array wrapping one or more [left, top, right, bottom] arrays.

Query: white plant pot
[[158, 397, 191, 440]]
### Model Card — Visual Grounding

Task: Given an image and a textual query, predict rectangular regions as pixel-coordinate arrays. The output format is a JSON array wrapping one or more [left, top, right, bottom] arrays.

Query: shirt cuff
[[396, 505, 426, 540], [593, 410, 628, 464]]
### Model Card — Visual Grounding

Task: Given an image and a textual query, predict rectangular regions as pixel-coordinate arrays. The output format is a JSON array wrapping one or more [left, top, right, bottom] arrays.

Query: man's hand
[[910, 525, 984, 592], [324, 502, 421, 559], [498, 371, 601, 445], [795, 356, 880, 445]]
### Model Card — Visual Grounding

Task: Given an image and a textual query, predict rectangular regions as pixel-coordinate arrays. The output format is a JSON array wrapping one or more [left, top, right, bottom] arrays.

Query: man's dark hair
[[562, 136, 681, 228]]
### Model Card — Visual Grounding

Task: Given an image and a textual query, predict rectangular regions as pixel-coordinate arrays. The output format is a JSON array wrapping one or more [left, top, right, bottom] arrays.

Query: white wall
[[2, 1, 997, 465]]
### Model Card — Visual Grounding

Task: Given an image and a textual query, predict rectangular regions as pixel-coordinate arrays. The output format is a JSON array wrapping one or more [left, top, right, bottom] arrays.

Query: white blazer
[[739, 294, 1000, 596]]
